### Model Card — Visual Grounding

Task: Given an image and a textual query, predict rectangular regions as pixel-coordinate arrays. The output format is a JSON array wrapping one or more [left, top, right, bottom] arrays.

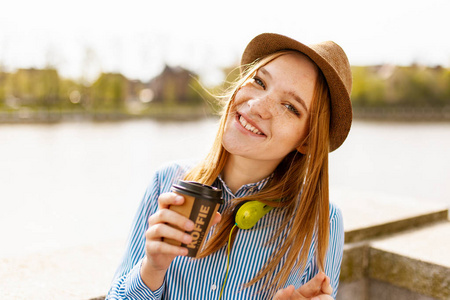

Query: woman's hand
[[143, 193, 194, 272], [140, 192, 221, 290], [273, 272, 333, 300]]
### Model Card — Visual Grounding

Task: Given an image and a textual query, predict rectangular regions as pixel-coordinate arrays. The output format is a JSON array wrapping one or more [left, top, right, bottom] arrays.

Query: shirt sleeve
[[106, 171, 165, 300], [324, 204, 345, 299]]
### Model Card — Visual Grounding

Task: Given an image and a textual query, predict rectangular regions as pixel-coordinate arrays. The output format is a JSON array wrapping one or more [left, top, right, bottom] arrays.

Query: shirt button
[[211, 284, 217, 291]]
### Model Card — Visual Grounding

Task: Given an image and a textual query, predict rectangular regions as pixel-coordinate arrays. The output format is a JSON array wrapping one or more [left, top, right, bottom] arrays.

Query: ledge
[[369, 247, 450, 299], [345, 209, 448, 243], [340, 221, 450, 299]]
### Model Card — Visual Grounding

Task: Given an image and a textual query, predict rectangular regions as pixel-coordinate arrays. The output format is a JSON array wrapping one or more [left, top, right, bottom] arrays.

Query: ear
[[296, 134, 310, 154], [296, 143, 308, 154]]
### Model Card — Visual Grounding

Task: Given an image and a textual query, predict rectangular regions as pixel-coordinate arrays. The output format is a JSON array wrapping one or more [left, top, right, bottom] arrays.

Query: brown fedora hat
[[241, 33, 353, 152]]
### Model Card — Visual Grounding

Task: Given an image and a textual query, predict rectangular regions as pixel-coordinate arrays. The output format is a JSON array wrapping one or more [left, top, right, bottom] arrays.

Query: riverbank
[[352, 106, 450, 122], [1, 106, 450, 124], [0, 104, 219, 124]]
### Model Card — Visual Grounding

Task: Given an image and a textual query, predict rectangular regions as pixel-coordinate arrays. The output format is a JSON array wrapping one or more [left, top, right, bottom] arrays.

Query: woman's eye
[[252, 76, 265, 89], [284, 103, 300, 116]]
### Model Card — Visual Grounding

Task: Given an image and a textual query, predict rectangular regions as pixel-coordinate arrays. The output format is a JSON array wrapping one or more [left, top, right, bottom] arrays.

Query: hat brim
[[241, 33, 352, 152]]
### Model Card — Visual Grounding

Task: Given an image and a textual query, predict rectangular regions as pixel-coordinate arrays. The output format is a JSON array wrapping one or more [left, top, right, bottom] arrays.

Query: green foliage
[[0, 72, 6, 106], [187, 78, 208, 105], [3, 68, 60, 109], [90, 73, 128, 111], [351, 65, 450, 108], [1, 63, 449, 120], [351, 67, 387, 107], [58, 78, 86, 110]]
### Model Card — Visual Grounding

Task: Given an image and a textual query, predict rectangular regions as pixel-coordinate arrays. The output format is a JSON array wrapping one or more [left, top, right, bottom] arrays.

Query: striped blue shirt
[[107, 161, 344, 299]]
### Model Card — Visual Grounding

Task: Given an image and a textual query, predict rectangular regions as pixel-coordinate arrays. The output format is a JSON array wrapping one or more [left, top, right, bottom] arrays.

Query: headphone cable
[[219, 223, 238, 300]]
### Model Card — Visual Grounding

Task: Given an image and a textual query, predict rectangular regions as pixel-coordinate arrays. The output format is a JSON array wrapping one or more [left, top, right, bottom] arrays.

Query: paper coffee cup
[[164, 180, 223, 257]]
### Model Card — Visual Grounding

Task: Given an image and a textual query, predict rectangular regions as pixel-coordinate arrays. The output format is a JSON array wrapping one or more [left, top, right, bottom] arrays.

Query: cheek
[[233, 87, 252, 106], [279, 121, 309, 148], [297, 122, 309, 140], [297, 126, 310, 147], [222, 114, 239, 145], [282, 133, 302, 149]]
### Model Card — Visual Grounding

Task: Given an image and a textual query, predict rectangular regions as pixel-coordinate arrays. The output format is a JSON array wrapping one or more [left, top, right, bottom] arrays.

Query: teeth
[[239, 116, 263, 135]]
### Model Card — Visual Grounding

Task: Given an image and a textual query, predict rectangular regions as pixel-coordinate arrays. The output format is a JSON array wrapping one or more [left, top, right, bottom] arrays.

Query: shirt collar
[[216, 173, 274, 198]]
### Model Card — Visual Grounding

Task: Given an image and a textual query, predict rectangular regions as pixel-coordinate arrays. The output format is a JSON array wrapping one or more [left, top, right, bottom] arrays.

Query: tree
[[90, 73, 128, 111]]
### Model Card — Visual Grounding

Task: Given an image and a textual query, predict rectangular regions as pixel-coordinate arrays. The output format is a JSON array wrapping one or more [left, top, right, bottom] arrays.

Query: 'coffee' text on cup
[[187, 205, 211, 249]]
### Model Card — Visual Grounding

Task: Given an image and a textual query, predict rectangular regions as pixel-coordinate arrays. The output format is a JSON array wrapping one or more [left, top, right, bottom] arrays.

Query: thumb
[[321, 274, 333, 295], [211, 212, 221, 227], [297, 272, 327, 297], [273, 285, 295, 300]]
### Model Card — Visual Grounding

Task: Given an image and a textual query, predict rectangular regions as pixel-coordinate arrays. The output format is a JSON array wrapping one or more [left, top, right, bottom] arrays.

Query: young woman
[[107, 33, 352, 300]]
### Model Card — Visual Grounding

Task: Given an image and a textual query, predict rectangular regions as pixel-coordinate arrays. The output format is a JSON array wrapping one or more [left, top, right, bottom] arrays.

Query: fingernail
[[183, 234, 192, 244], [185, 220, 194, 231], [175, 195, 184, 203], [179, 247, 188, 256]]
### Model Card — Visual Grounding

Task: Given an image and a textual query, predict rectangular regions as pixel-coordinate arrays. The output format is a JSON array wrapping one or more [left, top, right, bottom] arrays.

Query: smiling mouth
[[238, 115, 264, 135]]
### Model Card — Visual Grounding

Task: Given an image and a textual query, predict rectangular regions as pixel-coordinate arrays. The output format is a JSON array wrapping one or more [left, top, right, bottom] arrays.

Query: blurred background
[[0, 0, 449, 299]]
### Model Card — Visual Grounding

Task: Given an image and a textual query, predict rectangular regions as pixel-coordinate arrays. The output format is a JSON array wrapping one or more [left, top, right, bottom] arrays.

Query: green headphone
[[235, 201, 274, 229], [217, 200, 274, 299]]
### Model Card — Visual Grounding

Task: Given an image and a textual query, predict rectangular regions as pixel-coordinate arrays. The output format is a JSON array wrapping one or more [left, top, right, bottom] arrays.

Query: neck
[[222, 154, 279, 194]]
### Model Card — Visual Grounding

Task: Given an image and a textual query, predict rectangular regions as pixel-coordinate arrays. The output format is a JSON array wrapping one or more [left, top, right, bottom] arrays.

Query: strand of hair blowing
[[184, 57, 331, 296]]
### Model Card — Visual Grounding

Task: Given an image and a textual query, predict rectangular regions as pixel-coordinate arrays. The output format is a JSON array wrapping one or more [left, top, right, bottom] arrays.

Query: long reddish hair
[[184, 51, 331, 295]]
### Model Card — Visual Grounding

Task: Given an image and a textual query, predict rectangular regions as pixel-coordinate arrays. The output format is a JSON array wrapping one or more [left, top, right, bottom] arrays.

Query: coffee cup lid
[[172, 180, 223, 203]]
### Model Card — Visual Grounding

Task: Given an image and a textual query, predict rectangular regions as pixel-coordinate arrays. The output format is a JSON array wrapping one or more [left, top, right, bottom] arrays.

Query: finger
[[297, 271, 326, 297], [146, 240, 188, 257], [158, 192, 185, 209], [148, 208, 195, 232], [211, 212, 222, 227], [311, 294, 334, 300], [146, 223, 193, 245], [321, 275, 333, 295], [272, 285, 295, 300]]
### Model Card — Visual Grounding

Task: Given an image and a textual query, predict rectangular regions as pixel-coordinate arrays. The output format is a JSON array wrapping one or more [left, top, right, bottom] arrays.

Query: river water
[[1, 119, 449, 257]]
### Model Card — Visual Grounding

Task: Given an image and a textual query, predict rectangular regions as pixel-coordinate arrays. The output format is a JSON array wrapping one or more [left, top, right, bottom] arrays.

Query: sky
[[1, 0, 449, 86]]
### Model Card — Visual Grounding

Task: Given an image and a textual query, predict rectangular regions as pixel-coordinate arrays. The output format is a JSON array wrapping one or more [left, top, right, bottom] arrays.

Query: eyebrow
[[288, 91, 308, 112], [259, 67, 272, 79], [258, 67, 309, 112]]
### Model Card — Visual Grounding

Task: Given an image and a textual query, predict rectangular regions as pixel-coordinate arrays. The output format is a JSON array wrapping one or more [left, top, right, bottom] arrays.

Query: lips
[[237, 114, 264, 136]]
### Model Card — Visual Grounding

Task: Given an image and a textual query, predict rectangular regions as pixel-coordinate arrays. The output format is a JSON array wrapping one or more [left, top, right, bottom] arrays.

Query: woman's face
[[222, 52, 318, 167]]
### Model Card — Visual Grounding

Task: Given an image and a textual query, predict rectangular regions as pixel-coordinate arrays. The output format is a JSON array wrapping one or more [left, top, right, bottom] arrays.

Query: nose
[[247, 96, 275, 119]]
